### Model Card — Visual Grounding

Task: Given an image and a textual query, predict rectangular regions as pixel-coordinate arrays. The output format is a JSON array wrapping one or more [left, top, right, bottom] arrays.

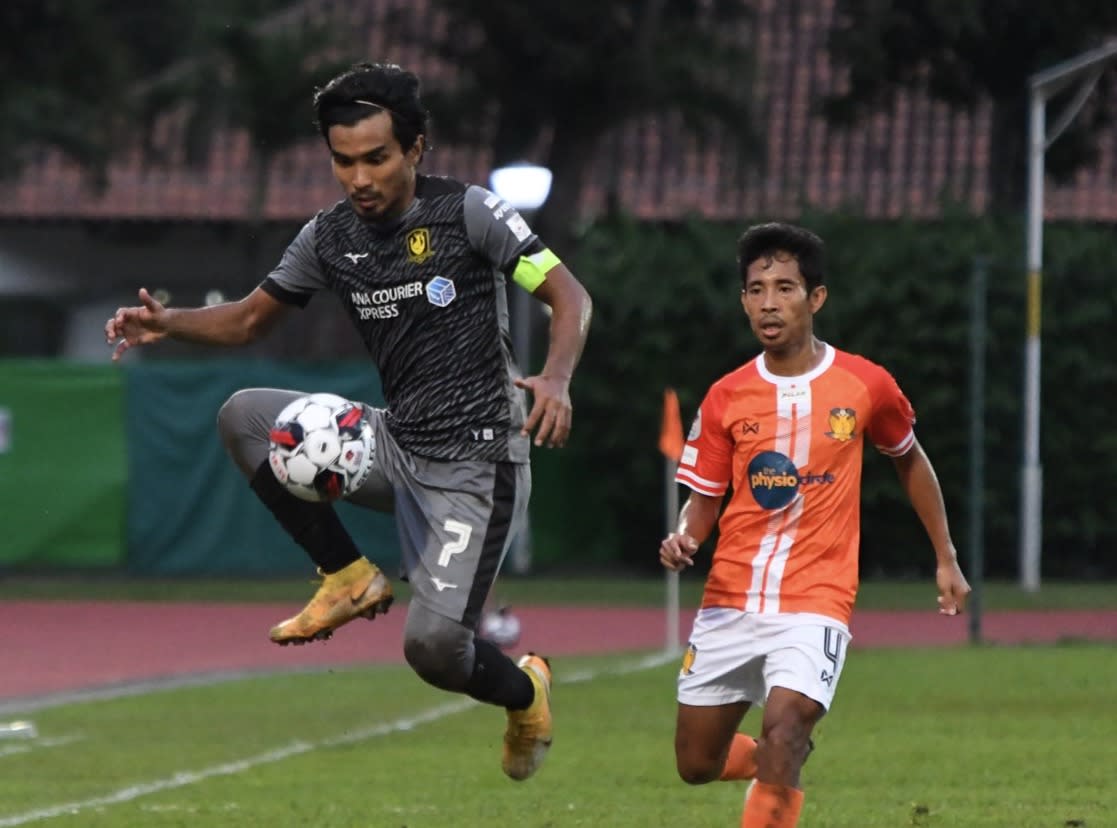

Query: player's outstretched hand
[[660, 533, 697, 572], [515, 374, 572, 448], [935, 559, 971, 616], [105, 288, 169, 361]]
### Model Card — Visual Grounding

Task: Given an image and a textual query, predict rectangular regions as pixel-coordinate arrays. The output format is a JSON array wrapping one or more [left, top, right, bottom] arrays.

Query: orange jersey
[[676, 343, 915, 626]]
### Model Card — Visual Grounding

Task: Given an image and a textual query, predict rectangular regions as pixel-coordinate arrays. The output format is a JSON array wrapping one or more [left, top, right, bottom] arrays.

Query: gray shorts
[[219, 387, 530, 629]]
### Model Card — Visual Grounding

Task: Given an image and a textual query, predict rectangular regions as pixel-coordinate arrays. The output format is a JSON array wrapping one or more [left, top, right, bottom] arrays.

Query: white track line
[[0, 651, 677, 827]]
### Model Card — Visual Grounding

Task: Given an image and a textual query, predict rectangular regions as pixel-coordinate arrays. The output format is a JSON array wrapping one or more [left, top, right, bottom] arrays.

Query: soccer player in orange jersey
[[659, 223, 971, 828]]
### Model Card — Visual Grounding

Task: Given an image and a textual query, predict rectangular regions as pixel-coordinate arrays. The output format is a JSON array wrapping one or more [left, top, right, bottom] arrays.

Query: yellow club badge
[[406, 228, 434, 264], [826, 407, 856, 442]]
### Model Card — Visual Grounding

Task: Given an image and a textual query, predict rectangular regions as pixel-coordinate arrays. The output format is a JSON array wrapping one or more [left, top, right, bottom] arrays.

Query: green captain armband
[[512, 248, 562, 292]]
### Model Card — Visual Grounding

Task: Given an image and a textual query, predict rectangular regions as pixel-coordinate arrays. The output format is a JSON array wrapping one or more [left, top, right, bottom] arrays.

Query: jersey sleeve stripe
[[675, 467, 729, 496], [260, 277, 312, 308], [876, 429, 915, 457]]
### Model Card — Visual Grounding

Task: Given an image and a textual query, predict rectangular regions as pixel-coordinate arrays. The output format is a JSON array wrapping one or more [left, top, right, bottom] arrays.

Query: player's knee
[[675, 756, 721, 786], [759, 720, 813, 775], [674, 738, 722, 785], [403, 624, 472, 692], [216, 389, 259, 445]]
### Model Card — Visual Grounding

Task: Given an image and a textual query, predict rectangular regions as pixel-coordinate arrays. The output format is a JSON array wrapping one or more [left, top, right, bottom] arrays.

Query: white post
[[489, 163, 553, 576], [1021, 92, 1045, 592], [1018, 40, 1117, 592], [665, 457, 680, 654]]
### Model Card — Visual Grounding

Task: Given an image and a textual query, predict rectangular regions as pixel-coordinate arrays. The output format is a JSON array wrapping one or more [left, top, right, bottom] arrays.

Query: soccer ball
[[267, 393, 375, 502], [480, 605, 522, 649]]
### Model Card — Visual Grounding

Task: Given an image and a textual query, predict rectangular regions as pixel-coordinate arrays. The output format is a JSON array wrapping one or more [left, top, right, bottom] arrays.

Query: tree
[[389, 0, 760, 253], [824, 0, 1117, 209], [0, 0, 324, 194], [0, 1, 146, 180], [141, 9, 347, 223]]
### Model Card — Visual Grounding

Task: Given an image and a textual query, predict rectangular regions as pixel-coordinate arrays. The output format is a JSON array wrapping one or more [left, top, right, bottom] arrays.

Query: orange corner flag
[[659, 388, 685, 462]]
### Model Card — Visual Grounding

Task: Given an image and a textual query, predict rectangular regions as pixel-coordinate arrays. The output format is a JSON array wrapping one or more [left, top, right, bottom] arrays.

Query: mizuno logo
[[430, 577, 458, 592], [344, 252, 369, 264]]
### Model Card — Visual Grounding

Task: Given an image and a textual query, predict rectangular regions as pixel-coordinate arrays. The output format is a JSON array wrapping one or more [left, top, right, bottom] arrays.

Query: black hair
[[737, 222, 826, 292], [313, 62, 430, 157]]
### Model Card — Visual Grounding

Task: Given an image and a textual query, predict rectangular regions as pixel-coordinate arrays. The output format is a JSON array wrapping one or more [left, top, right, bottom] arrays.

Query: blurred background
[[1, 0, 1116, 592]]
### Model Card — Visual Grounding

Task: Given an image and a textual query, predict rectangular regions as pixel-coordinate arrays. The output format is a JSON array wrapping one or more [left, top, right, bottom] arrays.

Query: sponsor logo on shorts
[[680, 642, 697, 676]]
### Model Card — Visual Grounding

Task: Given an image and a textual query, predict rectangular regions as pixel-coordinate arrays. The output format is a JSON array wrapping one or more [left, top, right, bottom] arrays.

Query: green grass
[[1, 573, 1115, 610], [2, 646, 1115, 827]]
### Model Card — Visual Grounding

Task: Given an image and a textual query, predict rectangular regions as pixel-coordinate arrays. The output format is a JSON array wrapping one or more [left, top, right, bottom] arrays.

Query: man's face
[[327, 110, 422, 221], [740, 252, 826, 351]]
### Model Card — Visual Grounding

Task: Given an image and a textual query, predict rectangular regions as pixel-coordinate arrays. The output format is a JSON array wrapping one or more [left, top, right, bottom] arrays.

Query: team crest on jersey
[[825, 407, 857, 442], [680, 643, 697, 676], [406, 228, 434, 264]]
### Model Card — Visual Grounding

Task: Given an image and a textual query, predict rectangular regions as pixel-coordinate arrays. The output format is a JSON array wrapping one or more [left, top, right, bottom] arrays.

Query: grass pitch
[[1, 645, 1114, 827]]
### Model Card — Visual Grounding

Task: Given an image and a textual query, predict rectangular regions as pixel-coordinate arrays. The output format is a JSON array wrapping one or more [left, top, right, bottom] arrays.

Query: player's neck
[[762, 337, 825, 377]]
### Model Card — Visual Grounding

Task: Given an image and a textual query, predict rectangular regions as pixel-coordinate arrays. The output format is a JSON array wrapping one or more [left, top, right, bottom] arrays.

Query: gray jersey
[[262, 176, 538, 463]]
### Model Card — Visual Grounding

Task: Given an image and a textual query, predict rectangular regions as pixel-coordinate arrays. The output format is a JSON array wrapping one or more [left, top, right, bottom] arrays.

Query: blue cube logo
[[426, 276, 457, 307]]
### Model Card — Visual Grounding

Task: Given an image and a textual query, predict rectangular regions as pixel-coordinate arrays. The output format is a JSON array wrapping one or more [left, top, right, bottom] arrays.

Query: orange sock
[[741, 780, 804, 828], [719, 733, 759, 781]]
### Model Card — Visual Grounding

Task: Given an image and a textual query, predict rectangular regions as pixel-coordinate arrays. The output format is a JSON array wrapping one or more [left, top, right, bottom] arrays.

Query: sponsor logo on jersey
[[687, 410, 702, 441], [779, 384, 808, 404], [748, 450, 835, 509], [343, 251, 369, 264], [349, 282, 425, 320], [505, 213, 532, 242], [825, 407, 857, 442], [406, 227, 434, 264], [426, 276, 457, 307]]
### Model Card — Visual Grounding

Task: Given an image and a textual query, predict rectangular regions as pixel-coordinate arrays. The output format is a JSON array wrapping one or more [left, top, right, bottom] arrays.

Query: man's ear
[[809, 285, 827, 313]]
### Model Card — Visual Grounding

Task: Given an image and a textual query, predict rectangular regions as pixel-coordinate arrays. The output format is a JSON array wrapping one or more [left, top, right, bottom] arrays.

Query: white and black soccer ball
[[480, 605, 522, 650], [267, 393, 375, 502]]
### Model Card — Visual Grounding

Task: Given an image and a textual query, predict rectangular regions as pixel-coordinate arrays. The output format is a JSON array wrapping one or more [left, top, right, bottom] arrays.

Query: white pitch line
[[0, 735, 83, 760], [0, 651, 678, 827]]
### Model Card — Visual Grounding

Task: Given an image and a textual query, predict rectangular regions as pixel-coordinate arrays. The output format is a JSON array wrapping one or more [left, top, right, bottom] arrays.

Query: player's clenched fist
[[660, 532, 697, 572]]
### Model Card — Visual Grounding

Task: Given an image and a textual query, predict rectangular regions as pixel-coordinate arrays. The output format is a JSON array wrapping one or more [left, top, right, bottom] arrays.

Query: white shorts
[[677, 607, 852, 711]]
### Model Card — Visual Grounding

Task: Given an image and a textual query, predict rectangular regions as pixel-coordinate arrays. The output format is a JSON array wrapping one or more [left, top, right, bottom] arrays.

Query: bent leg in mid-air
[[216, 388, 395, 645]]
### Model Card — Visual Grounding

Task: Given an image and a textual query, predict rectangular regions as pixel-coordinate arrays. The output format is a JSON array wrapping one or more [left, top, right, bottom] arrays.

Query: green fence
[[124, 361, 399, 576], [0, 358, 585, 576], [0, 360, 127, 568]]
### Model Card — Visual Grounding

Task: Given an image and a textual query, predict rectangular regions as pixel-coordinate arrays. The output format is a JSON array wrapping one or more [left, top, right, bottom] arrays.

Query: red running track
[[1, 601, 1114, 702]]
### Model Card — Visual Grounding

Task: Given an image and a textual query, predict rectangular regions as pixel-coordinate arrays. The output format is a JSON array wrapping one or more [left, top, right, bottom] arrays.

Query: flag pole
[[665, 459, 680, 654], [659, 388, 686, 655]]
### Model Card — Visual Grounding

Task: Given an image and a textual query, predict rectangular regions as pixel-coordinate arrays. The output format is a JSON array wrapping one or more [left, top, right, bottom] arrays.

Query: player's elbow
[[237, 300, 281, 344]]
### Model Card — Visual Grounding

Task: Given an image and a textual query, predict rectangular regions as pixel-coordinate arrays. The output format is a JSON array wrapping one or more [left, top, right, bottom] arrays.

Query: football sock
[[463, 638, 535, 709], [741, 780, 804, 828], [249, 461, 361, 574], [719, 733, 759, 781]]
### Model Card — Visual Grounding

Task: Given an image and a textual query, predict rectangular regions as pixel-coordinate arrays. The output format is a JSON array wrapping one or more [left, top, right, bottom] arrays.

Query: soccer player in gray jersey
[[104, 62, 592, 782]]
